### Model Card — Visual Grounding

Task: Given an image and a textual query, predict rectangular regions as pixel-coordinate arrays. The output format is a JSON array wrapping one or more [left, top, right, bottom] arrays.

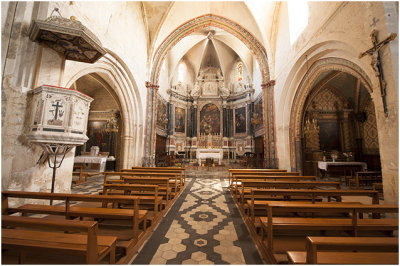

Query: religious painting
[[235, 107, 246, 134], [156, 98, 167, 130], [253, 99, 263, 130], [175, 107, 185, 133], [200, 103, 220, 135], [86, 121, 110, 153], [318, 120, 340, 151]]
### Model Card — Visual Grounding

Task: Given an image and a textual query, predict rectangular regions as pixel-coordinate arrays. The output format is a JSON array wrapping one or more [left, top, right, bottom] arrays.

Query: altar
[[74, 155, 108, 172], [318, 161, 368, 179], [196, 149, 223, 165]]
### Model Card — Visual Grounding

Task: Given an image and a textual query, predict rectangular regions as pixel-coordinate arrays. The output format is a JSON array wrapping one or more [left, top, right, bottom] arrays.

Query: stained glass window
[[237, 63, 243, 81]]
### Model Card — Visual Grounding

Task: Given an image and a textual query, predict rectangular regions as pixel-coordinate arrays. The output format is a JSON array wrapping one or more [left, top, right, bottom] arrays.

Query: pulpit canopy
[[28, 8, 107, 63]]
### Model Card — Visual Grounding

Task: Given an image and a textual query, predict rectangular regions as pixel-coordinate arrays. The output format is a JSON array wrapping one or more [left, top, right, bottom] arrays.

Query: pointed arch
[[63, 51, 144, 168]]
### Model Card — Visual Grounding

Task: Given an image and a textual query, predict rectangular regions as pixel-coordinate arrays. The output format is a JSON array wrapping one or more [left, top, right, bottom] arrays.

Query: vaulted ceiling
[[139, 1, 279, 88]]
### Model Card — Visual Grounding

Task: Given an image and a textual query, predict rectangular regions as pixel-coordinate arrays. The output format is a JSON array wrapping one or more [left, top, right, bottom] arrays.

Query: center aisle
[[132, 175, 263, 264]]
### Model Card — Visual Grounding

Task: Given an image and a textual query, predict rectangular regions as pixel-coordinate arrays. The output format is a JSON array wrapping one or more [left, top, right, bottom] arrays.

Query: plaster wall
[[1, 2, 71, 197], [272, 2, 398, 203], [2, 2, 149, 199]]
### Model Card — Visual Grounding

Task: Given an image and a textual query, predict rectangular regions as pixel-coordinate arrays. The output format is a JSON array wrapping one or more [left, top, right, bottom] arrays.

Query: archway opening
[[71, 74, 122, 172], [300, 70, 381, 178]]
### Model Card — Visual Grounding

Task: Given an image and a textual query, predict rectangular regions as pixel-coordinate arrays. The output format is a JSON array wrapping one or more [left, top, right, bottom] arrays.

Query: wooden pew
[[229, 170, 296, 187], [2, 191, 148, 248], [349, 171, 382, 189], [248, 189, 382, 223], [231, 175, 317, 194], [129, 167, 186, 184], [2, 215, 117, 264], [237, 180, 340, 205], [250, 188, 380, 204], [122, 177, 173, 204], [104, 172, 180, 194], [287, 236, 398, 264], [259, 202, 398, 252], [72, 166, 98, 185], [119, 171, 182, 192], [102, 184, 162, 215]]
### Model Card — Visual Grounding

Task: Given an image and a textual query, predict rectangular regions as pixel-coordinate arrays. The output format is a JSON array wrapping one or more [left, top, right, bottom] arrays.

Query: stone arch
[[63, 51, 144, 168], [147, 14, 276, 167], [289, 57, 374, 170], [150, 14, 270, 85]]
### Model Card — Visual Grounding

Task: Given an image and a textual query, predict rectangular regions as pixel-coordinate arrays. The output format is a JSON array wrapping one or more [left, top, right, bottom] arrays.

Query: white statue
[[219, 85, 230, 96], [191, 82, 201, 96]]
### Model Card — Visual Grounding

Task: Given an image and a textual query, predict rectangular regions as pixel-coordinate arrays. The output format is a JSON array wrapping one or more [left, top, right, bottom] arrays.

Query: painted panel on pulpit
[[175, 107, 185, 133], [200, 103, 220, 135], [235, 107, 246, 134]]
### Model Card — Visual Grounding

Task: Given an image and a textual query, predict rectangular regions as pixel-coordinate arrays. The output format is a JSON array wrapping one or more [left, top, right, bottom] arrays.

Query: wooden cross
[[359, 30, 397, 116]]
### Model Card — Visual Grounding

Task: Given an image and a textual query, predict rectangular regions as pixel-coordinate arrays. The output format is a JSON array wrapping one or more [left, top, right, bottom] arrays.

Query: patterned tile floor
[[132, 175, 263, 265]]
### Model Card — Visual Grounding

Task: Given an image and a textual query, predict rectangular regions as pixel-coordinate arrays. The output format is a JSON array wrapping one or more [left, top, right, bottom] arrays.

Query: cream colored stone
[[191, 251, 207, 261], [161, 250, 178, 260]]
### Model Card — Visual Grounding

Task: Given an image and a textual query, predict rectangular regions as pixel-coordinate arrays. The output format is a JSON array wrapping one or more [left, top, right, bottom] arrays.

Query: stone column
[[295, 136, 303, 174], [143, 82, 159, 166], [261, 80, 277, 168], [247, 101, 253, 136]]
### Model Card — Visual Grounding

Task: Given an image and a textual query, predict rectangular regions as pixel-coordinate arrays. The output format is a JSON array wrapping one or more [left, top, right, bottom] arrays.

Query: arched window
[[178, 63, 186, 82], [237, 62, 243, 81]]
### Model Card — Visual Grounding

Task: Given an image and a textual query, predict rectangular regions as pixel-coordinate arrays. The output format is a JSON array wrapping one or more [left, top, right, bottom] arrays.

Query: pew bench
[[258, 202, 398, 252], [348, 171, 382, 189], [120, 172, 182, 192], [2, 191, 148, 250], [126, 167, 186, 185], [237, 180, 341, 205], [102, 183, 163, 215], [122, 177, 174, 203], [230, 175, 317, 194], [287, 236, 398, 264], [229, 171, 298, 187], [104, 172, 179, 196], [2, 215, 117, 264]]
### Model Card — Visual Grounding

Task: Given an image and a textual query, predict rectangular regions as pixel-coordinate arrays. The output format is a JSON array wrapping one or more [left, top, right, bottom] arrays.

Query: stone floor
[[132, 176, 263, 265]]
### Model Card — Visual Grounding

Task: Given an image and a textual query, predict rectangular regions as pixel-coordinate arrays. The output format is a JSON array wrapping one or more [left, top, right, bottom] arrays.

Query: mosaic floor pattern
[[132, 177, 263, 265]]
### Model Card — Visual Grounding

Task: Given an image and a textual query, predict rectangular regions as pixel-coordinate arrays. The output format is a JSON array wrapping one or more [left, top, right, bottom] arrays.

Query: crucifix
[[51, 101, 64, 120], [359, 30, 397, 116]]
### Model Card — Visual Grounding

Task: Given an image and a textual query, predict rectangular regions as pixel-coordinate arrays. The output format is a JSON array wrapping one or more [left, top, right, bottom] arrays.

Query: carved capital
[[261, 80, 276, 89], [145, 81, 159, 90]]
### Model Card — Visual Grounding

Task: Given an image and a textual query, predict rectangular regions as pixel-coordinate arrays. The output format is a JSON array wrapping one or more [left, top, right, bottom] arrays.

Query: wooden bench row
[[259, 201, 398, 251], [2, 215, 117, 264], [2, 191, 148, 253], [287, 236, 398, 264]]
